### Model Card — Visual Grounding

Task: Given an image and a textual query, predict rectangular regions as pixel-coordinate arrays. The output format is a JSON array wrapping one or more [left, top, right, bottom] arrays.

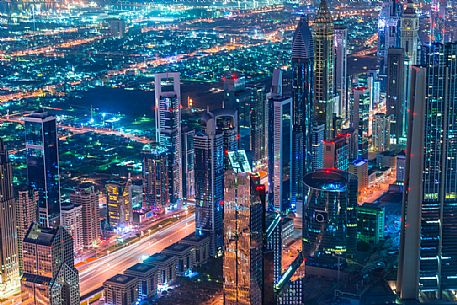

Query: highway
[[78, 213, 195, 296]]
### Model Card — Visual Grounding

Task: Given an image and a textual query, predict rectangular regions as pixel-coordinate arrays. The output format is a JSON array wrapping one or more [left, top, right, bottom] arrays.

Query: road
[[78, 213, 195, 296]]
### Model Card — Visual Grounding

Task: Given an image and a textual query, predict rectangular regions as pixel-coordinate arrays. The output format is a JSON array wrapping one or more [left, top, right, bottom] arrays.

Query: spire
[[403, 0, 416, 16], [292, 14, 314, 60], [315, 0, 333, 23]]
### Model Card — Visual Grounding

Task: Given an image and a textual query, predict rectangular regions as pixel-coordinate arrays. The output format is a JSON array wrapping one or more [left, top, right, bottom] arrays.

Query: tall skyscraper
[[352, 86, 370, 159], [155, 72, 182, 205], [386, 48, 406, 144], [24, 111, 60, 228], [61, 203, 84, 254], [311, 124, 325, 170], [302, 169, 358, 265], [181, 127, 195, 200], [323, 133, 350, 171], [372, 113, 391, 152], [194, 112, 224, 257], [267, 97, 292, 212], [0, 139, 20, 296], [70, 182, 99, 249], [378, 0, 401, 80], [223, 150, 266, 305], [334, 19, 348, 120], [250, 86, 267, 164], [400, 0, 419, 65], [106, 179, 132, 230], [213, 109, 238, 170], [21, 224, 80, 305], [313, 0, 335, 139], [397, 43, 457, 300], [431, 0, 446, 43], [142, 145, 169, 213], [16, 189, 38, 272], [292, 15, 314, 208]]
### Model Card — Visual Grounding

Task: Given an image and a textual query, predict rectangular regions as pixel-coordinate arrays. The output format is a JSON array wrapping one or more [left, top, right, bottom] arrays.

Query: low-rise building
[[143, 253, 177, 287], [103, 274, 138, 305], [180, 233, 210, 267], [162, 242, 194, 275], [124, 263, 157, 300]]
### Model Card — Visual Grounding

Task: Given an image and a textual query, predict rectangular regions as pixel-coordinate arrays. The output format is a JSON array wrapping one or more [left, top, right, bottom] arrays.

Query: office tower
[[292, 15, 314, 207], [16, 189, 38, 272], [367, 70, 381, 112], [397, 44, 457, 300], [104, 274, 138, 305], [0, 139, 20, 295], [106, 179, 132, 230], [223, 150, 266, 305], [313, 0, 335, 139], [61, 204, 83, 254], [348, 159, 368, 192], [302, 169, 357, 264], [334, 19, 348, 120], [129, 180, 143, 211], [267, 97, 292, 212], [372, 113, 391, 152], [194, 112, 224, 257], [431, 0, 446, 43], [341, 127, 358, 161], [323, 134, 350, 171], [396, 150, 406, 183], [378, 0, 401, 79], [142, 145, 169, 213], [311, 124, 325, 170], [181, 127, 195, 200], [400, 0, 419, 65], [386, 48, 406, 144], [356, 204, 385, 244], [250, 86, 267, 164], [70, 182, 99, 249], [214, 109, 238, 170], [24, 111, 60, 229], [352, 87, 370, 159], [155, 72, 182, 205], [266, 69, 283, 172], [21, 224, 79, 305]]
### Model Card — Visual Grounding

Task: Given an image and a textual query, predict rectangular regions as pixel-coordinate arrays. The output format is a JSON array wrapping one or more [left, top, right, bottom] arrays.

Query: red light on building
[[219, 200, 224, 206], [255, 185, 266, 192]]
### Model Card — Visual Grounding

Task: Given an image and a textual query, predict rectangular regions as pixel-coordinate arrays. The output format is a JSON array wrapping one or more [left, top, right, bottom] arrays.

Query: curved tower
[[292, 15, 314, 209]]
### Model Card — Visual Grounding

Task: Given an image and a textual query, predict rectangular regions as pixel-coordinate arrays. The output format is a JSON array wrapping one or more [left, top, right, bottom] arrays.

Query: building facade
[[70, 183, 99, 249]]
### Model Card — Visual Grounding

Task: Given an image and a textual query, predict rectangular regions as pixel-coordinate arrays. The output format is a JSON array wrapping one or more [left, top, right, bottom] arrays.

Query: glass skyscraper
[[398, 43, 457, 300], [24, 111, 60, 229]]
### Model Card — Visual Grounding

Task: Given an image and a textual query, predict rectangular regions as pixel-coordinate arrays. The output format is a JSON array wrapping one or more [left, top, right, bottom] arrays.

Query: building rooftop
[[24, 224, 58, 246], [181, 233, 209, 244], [125, 263, 156, 274], [143, 253, 173, 265], [105, 274, 135, 285], [303, 169, 353, 192], [22, 273, 52, 285], [163, 242, 193, 254]]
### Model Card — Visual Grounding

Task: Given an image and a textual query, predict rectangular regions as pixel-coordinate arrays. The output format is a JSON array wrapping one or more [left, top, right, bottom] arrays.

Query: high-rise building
[[155, 72, 182, 205], [377, 0, 401, 80], [213, 109, 238, 170], [323, 133, 350, 171], [16, 189, 38, 272], [61, 204, 83, 254], [142, 145, 169, 213], [397, 44, 457, 300], [351, 87, 370, 159], [223, 150, 266, 305], [302, 169, 358, 265], [267, 97, 292, 212], [313, 0, 335, 139], [372, 113, 391, 152], [70, 182, 99, 249], [400, 0, 419, 65], [250, 86, 267, 164], [0, 139, 20, 296], [334, 19, 348, 120], [21, 224, 79, 305], [396, 150, 406, 183], [356, 204, 385, 245], [431, 0, 446, 43], [181, 127, 195, 200], [106, 180, 132, 230], [292, 15, 314, 208], [24, 111, 60, 229], [194, 112, 224, 257], [311, 124, 325, 170], [386, 48, 406, 144], [348, 159, 369, 192]]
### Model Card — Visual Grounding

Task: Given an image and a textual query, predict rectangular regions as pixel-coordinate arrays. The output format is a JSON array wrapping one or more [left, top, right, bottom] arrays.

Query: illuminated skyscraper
[[372, 113, 391, 152], [194, 112, 224, 257], [181, 128, 195, 200], [0, 139, 20, 296], [223, 150, 266, 305], [24, 111, 60, 229], [351, 87, 370, 159], [61, 204, 83, 254], [313, 0, 335, 139], [397, 43, 457, 300], [302, 169, 358, 265], [142, 145, 169, 212], [378, 0, 401, 79], [400, 0, 419, 65], [16, 189, 38, 272], [106, 180, 132, 230], [70, 183, 99, 249], [292, 15, 314, 208], [431, 0, 446, 43], [21, 224, 80, 305], [334, 19, 348, 120], [250, 86, 267, 164], [386, 48, 406, 144], [213, 109, 238, 170], [155, 72, 182, 205]]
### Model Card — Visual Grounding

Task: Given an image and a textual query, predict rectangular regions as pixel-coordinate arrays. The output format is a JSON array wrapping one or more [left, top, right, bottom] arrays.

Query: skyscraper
[[24, 111, 60, 228], [106, 179, 132, 230], [16, 189, 38, 272], [292, 15, 314, 208], [372, 113, 391, 152], [397, 43, 457, 300], [181, 127, 195, 201], [213, 109, 238, 170], [194, 112, 224, 257], [61, 203, 83, 254], [70, 182, 99, 249], [223, 150, 266, 305], [302, 169, 358, 265], [400, 0, 419, 65], [378, 0, 401, 81], [313, 0, 335, 139], [431, 0, 446, 43], [155, 72, 182, 205], [352, 86, 370, 159], [250, 86, 267, 164], [0, 139, 20, 296], [142, 145, 169, 213], [267, 97, 292, 212], [386, 48, 406, 144], [21, 224, 80, 305], [334, 19, 348, 120]]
